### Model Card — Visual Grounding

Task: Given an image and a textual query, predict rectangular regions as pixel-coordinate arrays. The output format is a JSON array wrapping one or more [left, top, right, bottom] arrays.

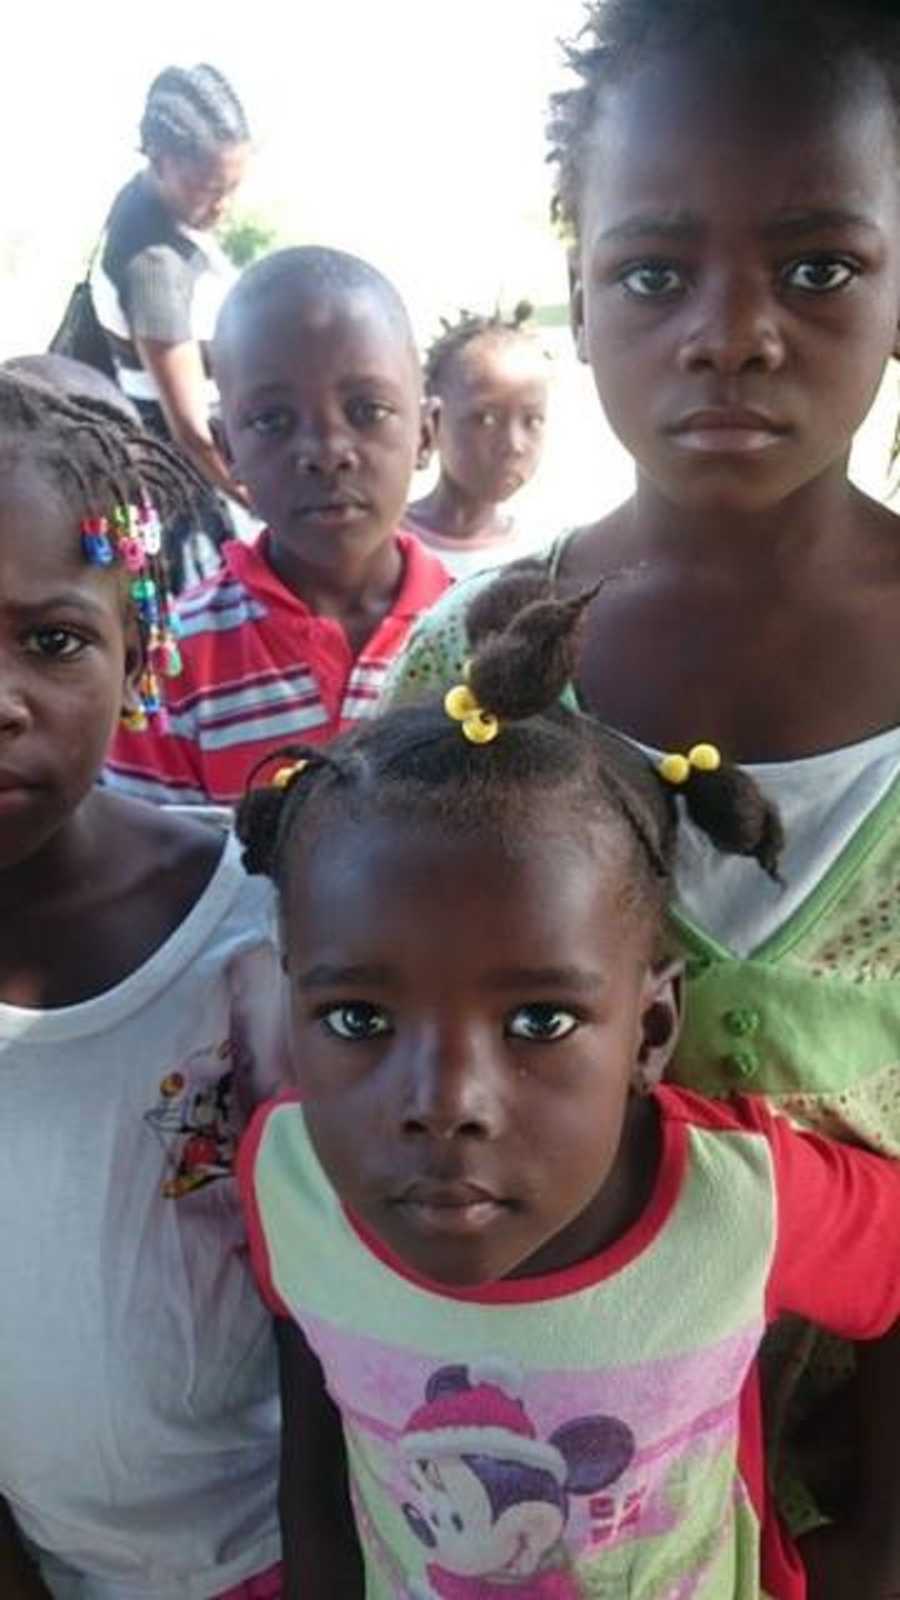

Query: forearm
[[0, 1500, 52, 1599], [277, 1318, 365, 1599], [854, 1322, 900, 1573], [169, 420, 244, 503], [799, 1323, 900, 1599]]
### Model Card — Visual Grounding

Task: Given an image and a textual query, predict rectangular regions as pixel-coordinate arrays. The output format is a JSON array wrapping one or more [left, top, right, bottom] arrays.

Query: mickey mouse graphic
[[398, 1363, 635, 1598]]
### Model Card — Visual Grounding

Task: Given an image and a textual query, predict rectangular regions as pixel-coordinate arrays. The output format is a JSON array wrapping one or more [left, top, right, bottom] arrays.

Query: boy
[[106, 247, 449, 806]]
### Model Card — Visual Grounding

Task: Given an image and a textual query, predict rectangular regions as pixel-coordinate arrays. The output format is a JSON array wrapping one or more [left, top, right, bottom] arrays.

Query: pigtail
[[236, 745, 322, 879], [467, 584, 602, 721], [678, 763, 784, 880]]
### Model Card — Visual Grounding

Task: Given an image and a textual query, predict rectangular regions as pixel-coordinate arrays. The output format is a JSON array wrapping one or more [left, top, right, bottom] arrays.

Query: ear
[[121, 607, 144, 721], [568, 249, 588, 364], [417, 395, 440, 471], [632, 957, 683, 1092], [210, 408, 234, 467]]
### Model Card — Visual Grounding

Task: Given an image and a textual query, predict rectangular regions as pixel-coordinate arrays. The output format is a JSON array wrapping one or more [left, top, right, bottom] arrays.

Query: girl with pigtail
[[236, 586, 900, 1598]]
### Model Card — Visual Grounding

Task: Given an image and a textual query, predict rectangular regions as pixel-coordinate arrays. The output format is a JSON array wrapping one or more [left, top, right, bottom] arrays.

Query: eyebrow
[[480, 966, 604, 994], [10, 591, 107, 618], [298, 963, 396, 990], [599, 207, 878, 245], [296, 963, 604, 993]]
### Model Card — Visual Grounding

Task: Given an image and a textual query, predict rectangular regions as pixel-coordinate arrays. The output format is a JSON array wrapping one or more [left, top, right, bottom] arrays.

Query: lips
[[393, 1178, 509, 1235], [667, 406, 789, 454]]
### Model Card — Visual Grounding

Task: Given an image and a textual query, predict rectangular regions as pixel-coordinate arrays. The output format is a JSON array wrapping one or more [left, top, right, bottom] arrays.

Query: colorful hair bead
[[81, 516, 115, 566], [658, 743, 722, 787], [119, 536, 146, 574], [139, 502, 163, 556], [444, 682, 501, 745], [273, 759, 309, 789]]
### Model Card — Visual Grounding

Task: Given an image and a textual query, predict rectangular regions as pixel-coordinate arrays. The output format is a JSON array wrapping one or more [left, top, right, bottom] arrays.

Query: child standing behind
[[0, 372, 282, 1599], [106, 247, 450, 807], [406, 304, 549, 578]]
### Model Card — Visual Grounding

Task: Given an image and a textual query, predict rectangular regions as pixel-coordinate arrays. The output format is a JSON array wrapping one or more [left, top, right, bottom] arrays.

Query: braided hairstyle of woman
[[140, 65, 249, 164], [237, 567, 783, 915]]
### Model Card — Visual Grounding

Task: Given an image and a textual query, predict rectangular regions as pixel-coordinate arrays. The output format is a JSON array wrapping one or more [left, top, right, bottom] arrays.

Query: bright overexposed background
[[0, 0, 896, 531]]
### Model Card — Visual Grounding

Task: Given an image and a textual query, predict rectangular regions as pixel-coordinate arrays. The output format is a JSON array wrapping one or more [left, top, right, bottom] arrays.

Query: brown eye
[[322, 1003, 392, 1040], [620, 263, 684, 298], [25, 628, 87, 660], [506, 1005, 578, 1042], [782, 258, 856, 293]]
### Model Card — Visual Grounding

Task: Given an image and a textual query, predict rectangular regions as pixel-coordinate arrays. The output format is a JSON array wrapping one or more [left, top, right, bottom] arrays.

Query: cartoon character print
[[144, 1041, 239, 1197], [398, 1363, 635, 1599]]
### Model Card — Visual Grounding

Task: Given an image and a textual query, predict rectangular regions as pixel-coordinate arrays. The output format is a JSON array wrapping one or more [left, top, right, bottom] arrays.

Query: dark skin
[[0, 1498, 51, 1599], [0, 459, 220, 1008], [276, 810, 681, 1594], [0, 459, 220, 1578], [215, 281, 432, 656], [408, 334, 548, 546], [563, 46, 900, 761], [560, 41, 900, 1598]]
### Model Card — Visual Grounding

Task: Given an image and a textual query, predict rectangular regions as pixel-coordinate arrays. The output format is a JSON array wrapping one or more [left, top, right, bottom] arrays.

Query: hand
[[799, 1525, 900, 1600]]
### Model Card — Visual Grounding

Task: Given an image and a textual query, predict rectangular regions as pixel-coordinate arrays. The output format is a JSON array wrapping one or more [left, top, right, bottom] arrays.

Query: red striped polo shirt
[[105, 530, 451, 806]]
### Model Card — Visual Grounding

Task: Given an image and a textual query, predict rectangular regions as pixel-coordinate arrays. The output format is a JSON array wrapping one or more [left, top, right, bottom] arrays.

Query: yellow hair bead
[[272, 759, 309, 790], [444, 683, 479, 721], [659, 752, 691, 786], [687, 742, 721, 773], [461, 711, 500, 745]]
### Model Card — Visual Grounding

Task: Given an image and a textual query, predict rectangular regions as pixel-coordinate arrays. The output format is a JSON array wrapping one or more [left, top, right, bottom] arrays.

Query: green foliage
[[217, 213, 279, 269]]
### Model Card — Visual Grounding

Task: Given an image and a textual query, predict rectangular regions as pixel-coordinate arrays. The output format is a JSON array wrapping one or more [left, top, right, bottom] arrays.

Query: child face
[[435, 337, 548, 505], [571, 48, 900, 515], [218, 285, 425, 566], [0, 459, 138, 871], [282, 813, 679, 1287]]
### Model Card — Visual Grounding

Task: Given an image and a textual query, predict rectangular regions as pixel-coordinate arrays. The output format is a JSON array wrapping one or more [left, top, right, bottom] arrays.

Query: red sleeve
[[764, 1108, 900, 1337], [236, 1095, 299, 1319]]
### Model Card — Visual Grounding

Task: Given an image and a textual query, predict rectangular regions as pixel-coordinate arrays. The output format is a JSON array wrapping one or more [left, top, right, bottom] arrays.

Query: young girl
[[0, 372, 282, 1598], [382, 0, 900, 1544], [237, 588, 900, 1599], [406, 305, 549, 578]]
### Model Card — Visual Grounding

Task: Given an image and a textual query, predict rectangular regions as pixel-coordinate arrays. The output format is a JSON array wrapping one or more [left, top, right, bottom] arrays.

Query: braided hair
[[548, 0, 900, 238], [424, 302, 543, 398], [140, 64, 249, 164], [237, 565, 783, 921], [0, 369, 203, 712]]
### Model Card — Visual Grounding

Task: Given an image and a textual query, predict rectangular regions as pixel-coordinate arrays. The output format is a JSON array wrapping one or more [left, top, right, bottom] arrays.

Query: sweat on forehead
[[214, 245, 418, 374]]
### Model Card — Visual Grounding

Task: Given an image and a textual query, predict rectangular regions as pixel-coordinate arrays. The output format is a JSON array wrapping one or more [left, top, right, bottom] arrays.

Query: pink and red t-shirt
[[105, 531, 451, 806], [238, 1086, 900, 1599]]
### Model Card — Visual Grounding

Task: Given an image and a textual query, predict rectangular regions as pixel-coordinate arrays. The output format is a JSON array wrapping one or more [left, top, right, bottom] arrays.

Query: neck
[[411, 475, 508, 544], [265, 530, 404, 618], [0, 791, 102, 916], [629, 461, 864, 576], [509, 1094, 660, 1278]]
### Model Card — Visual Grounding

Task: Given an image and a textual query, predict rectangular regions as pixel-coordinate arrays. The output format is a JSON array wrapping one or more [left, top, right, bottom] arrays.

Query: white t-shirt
[[404, 517, 539, 580], [0, 835, 285, 1600]]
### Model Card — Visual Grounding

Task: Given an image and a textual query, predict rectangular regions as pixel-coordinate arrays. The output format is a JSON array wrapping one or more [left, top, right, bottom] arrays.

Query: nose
[[677, 268, 786, 376], [295, 422, 359, 478], [501, 418, 531, 459], [0, 662, 30, 737], [400, 1028, 504, 1142]]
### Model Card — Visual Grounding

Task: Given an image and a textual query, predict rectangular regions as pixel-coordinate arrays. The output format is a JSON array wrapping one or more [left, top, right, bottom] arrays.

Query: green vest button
[[723, 1008, 760, 1038], [724, 1048, 759, 1080]]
